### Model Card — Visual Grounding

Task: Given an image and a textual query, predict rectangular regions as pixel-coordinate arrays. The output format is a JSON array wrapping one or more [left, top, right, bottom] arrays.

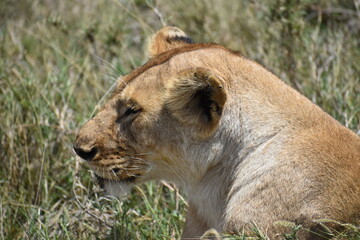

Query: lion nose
[[73, 145, 98, 161]]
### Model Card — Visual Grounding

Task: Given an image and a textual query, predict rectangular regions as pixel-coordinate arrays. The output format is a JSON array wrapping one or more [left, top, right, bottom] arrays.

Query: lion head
[[74, 27, 234, 196]]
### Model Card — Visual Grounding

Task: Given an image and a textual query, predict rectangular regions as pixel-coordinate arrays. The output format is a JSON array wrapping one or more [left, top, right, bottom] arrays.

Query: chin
[[96, 175, 135, 199]]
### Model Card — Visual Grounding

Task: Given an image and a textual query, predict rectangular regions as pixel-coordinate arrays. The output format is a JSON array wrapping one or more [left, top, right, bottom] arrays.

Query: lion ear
[[165, 67, 227, 139], [147, 26, 193, 57]]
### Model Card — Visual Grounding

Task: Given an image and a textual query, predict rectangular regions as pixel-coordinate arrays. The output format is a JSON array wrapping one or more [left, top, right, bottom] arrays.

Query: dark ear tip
[[147, 26, 192, 56], [167, 35, 193, 44]]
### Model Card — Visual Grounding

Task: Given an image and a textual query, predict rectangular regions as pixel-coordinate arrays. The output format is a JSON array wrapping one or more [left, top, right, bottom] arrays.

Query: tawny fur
[[75, 27, 360, 239]]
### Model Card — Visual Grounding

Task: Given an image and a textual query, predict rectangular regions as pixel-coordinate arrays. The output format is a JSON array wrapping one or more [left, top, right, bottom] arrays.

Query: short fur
[[74, 27, 360, 239]]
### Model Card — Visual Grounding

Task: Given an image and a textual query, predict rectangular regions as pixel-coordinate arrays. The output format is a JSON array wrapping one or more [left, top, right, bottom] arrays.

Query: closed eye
[[123, 107, 141, 117], [115, 99, 142, 123], [116, 107, 141, 124]]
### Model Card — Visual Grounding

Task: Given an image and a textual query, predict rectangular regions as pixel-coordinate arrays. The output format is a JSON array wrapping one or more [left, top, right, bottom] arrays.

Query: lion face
[[74, 27, 227, 196]]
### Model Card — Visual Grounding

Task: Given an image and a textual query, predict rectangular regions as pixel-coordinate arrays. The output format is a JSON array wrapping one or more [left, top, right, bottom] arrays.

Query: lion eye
[[116, 107, 141, 124], [123, 107, 141, 118]]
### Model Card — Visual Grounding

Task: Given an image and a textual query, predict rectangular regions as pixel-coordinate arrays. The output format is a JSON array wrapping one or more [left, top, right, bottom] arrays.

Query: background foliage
[[1, 0, 359, 239]]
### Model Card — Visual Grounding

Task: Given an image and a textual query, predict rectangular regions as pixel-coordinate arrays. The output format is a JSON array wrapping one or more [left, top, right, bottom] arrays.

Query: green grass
[[1, 0, 359, 239]]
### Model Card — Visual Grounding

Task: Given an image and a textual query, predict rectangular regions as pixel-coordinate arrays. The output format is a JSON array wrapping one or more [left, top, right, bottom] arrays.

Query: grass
[[1, 0, 359, 239]]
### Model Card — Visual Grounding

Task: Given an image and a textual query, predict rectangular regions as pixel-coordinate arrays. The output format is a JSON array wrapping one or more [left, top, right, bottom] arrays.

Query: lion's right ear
[[147, 26, 193, 57], [165, 68, 227, 139]]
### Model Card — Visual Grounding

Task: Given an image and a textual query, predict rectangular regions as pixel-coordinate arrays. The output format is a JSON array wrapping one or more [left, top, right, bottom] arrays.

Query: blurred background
[[1, 0, 359, 239]]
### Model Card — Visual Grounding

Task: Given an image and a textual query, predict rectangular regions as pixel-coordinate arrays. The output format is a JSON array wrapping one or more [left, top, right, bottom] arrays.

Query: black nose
[[74, 146, 98, 161]]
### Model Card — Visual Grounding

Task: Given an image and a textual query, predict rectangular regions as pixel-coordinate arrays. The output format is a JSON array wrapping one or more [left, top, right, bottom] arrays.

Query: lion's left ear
[[165, 67, 227, 139], [147, 26, 193, 57]]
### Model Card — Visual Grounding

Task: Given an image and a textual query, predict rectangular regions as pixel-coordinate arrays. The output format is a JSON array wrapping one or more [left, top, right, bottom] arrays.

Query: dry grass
[[1, 0, 359, 239]]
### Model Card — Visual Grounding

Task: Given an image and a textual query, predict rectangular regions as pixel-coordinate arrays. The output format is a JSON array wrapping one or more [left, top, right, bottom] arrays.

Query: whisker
[[98, 65, 122, 79], [90, 81, 117, 118], [94, 55, 124, 76], [128, 156, 147, 161], [144, 164, 153, 173], [117, 76, 128, 87], [122, 169, 137, 177], [132, 152, 155, 156], [100, 73, 119, 82], [124, 166, 144, 170]]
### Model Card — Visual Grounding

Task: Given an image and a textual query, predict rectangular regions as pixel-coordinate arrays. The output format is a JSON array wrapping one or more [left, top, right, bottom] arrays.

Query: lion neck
[[174, 83, 299, 230]]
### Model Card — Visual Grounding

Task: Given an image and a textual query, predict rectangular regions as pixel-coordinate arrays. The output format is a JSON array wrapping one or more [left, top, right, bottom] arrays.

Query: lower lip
[[95, 174, 138, 183]]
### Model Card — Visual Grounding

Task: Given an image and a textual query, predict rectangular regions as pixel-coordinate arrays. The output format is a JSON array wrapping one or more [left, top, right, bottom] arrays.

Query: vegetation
[[1, 0, 359, 239]]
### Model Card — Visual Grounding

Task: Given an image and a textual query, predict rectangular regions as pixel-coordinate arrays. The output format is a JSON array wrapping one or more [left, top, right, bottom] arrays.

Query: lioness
[[74, 27, 360, 239]]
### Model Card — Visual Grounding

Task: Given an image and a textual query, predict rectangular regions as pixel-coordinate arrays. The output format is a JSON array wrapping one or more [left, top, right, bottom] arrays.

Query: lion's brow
[[112, 43, 241, 94]]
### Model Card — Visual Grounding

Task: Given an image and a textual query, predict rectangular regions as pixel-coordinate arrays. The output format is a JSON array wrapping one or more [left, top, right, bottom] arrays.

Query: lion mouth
[[87, 161, 143, 183], [94, 174, 136, 198], [95, 174, 138, 189]]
